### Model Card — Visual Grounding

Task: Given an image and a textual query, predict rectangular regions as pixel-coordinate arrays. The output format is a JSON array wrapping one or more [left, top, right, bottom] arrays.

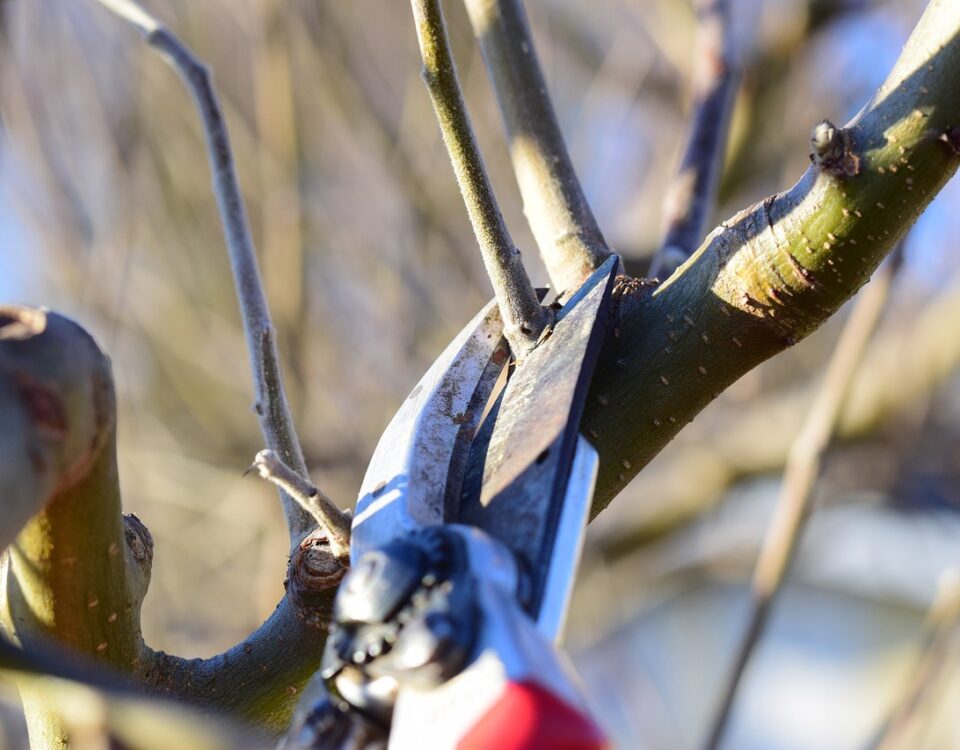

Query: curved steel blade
[[351, 299, 509, 563], [458, 255, 619, 630]]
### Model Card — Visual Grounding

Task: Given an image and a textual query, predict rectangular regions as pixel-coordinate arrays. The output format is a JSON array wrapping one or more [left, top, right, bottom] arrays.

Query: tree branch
[[91, 0, 315, 547], [0, 309, 344, 737], [0, 308, 153, 746], [649, 0, 741, 279], [247, 450, 351, 560], [411, 0, 549, 355], [463, 0, 611, 296], [704, 248, 901, 750], [583, 0, 960, 517]]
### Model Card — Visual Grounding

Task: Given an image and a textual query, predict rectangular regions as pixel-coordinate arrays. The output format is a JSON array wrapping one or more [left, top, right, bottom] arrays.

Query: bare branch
[[649, 0, 740, 280], [91, 0, 314, 546], [704, 249, 902, 750], [868, 568, 960, 750], [410, 0, 548, 355], [142, 538, 346, 733], [247, 450, 351, 559], [463, 0, 611, 295]]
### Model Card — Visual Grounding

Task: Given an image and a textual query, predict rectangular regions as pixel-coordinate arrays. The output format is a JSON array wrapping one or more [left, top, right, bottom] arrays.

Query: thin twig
[[867, 568, 960, 750], [462, 0, 610, 296], [90, 0, 316, 547], [411, 0, 548, 355], [246, 450, 351, 559], [704, 249, 903, 750], [649, 0, 740, 280]]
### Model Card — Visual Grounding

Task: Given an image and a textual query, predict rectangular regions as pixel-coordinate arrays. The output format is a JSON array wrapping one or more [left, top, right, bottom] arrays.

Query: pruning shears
[[285, 255, 619, 750]]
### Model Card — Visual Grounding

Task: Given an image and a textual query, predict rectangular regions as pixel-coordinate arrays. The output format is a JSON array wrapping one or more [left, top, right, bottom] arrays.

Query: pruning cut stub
[[287, 528, 349, 628]]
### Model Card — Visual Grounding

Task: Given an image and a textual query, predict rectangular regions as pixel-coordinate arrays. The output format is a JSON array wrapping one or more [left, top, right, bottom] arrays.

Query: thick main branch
[[584, 0, 960, 515]]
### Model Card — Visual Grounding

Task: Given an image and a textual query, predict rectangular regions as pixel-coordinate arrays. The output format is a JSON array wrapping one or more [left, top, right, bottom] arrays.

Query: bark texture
[[583, 0, 960, 514]]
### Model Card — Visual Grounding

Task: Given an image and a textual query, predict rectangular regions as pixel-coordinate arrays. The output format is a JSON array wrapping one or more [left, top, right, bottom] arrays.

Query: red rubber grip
[[458, 681, 607, 750]]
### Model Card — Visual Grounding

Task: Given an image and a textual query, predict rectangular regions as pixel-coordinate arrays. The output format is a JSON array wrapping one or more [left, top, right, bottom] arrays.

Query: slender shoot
[[411, 0, 549, 355], [246, 450, 351, 559], [90, 0, 316, 547]]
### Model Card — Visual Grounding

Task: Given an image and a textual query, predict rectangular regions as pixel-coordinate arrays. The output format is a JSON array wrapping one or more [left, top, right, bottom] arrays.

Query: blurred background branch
[[649, 0, 741, 279], [867, 568, 960, 750], [705, 246, 903, 750]]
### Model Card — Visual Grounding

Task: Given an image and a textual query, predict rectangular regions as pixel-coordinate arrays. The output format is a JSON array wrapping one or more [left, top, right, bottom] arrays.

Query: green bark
[[584, 0, 960, 514], [0, 308, 343, 744], [0, 309, 147, 746]]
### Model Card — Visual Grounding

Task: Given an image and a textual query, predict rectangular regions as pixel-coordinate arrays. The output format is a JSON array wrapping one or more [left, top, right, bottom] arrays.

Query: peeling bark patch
[[15, 374, 67, 439], [809, 119, 860, 177]]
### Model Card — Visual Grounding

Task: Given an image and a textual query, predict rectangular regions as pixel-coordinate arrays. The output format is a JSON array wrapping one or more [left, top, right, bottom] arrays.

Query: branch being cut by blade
[[411, 0, 549, 356]]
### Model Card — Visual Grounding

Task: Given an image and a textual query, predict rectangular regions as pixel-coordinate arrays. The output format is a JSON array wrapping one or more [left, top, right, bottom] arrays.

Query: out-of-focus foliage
[[1, 0, 959, 747]]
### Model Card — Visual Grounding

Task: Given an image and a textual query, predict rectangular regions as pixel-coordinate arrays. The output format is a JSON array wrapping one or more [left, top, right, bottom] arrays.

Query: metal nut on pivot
[[334, 543, 428, 625], [388, 610, 472, 686]]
